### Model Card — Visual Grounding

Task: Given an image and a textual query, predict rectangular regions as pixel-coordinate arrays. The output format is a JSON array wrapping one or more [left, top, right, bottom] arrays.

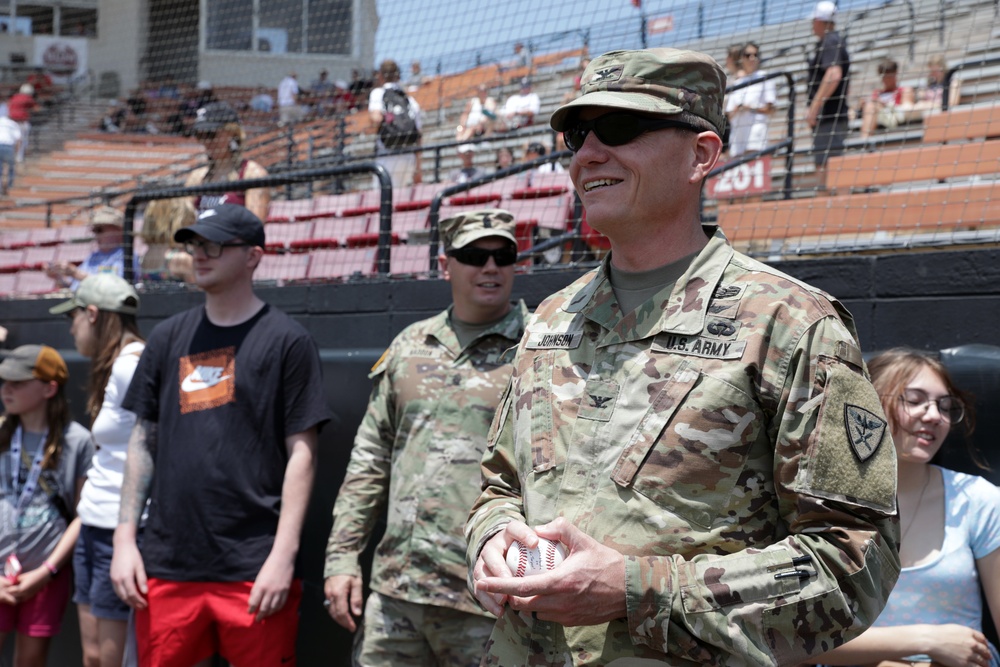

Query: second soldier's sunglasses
[[562, 112, 699, 152], [447, 246, 518, 267]]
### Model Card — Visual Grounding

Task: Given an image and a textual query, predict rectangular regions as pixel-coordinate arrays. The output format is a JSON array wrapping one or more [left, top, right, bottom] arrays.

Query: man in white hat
[[806, 0, 851, 188]]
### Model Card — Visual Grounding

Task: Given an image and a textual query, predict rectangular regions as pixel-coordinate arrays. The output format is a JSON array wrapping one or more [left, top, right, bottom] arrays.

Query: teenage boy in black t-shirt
[[111, 204, 332, 667]]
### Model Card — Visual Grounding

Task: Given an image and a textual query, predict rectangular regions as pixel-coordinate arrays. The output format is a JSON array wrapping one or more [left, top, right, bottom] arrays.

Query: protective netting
[[0, 0, 998, 293]]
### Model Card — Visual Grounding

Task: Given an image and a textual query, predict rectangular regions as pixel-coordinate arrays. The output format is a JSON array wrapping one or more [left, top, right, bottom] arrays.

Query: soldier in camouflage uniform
[[466, 48, 901, 666], [324, 210, 530, 666]]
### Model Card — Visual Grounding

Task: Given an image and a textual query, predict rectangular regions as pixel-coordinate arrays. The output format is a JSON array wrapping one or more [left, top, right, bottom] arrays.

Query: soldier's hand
[[325, 574, 363, 631], [472, 519, 537, 616], [476, 517, 627, 626]]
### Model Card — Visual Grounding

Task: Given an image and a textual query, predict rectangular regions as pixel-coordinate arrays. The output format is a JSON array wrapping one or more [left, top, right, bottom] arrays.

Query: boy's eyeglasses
[[183, 239, 251, 258]]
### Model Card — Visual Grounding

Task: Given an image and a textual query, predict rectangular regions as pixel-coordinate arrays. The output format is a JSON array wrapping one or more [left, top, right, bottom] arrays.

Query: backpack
[[378, 87, 421, 149]]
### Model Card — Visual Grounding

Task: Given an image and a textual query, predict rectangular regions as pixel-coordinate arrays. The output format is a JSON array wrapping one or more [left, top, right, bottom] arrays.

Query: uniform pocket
[[615, 369, 764, 528]]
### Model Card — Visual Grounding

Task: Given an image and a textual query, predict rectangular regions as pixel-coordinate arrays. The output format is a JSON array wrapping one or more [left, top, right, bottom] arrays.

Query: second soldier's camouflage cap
[[550, 47, 727, 137], [440, 209, 517, 251]]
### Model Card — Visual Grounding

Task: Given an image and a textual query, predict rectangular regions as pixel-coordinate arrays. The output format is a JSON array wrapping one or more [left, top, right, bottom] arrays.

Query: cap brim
[[451, 229, 518, 249], [0, 359, 34, 382], [48, 297, 80, 315], [550, 91, 686, 131], [174, 223, 235, 244]]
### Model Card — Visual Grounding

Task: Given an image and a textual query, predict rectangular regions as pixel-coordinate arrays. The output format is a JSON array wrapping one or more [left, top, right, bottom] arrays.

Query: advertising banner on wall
[[33, 36, 88, 83]]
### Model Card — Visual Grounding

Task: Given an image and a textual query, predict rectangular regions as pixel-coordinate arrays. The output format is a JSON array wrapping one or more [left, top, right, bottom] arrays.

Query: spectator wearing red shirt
[[860, 58, 917, 141], [7, 84, 36, 163], [25, 68, 54, 107]]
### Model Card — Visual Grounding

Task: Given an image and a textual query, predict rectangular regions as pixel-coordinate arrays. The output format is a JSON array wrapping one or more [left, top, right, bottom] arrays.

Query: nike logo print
[[180, 365, 233, 392]]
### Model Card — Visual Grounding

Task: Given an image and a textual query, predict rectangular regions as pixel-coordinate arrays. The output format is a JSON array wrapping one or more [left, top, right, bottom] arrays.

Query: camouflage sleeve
[[624, 316, 901, 665], [465, 381, 524, 589], [323, 357, 397, 580]]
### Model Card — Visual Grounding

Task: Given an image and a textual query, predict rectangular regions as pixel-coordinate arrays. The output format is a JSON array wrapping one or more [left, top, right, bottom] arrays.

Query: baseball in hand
[[505, 537, 567, 577]]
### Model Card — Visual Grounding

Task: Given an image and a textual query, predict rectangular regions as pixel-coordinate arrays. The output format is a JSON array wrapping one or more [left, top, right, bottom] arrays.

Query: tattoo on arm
[[118, 419, 157, 526]]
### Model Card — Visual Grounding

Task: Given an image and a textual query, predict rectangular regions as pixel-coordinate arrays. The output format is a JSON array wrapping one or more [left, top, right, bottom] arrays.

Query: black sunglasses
[[563, 112, 699, 152], [447, 245, 518, 267]]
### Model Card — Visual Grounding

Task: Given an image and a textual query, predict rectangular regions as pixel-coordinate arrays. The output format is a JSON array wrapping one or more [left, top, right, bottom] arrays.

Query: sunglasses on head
[[447, 245, 518, 267], [562, 112, 700, 152]]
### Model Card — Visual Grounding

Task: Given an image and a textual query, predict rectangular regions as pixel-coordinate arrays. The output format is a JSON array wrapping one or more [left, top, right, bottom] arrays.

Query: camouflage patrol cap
[[550, 47, 728, 137], [440, 209, 517, 251]]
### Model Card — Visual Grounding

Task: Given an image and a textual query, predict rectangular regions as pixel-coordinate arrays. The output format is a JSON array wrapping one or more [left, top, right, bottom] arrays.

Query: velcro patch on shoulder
[[368, 348, 390, 378], [799, 362, 896, 513]]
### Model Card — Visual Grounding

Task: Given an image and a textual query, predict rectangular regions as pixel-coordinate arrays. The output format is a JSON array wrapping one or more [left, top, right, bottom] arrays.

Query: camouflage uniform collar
[[431, 300, 530, 354], [563, 227, 732, 343]]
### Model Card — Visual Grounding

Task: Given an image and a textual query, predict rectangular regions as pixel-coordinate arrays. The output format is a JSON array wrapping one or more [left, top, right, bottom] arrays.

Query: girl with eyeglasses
[[724, 42, 776, 158], [813, 348, 1000, 667]]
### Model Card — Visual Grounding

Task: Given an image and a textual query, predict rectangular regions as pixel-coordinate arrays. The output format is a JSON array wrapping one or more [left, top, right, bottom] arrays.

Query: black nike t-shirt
[[122, 304, 332, 581]]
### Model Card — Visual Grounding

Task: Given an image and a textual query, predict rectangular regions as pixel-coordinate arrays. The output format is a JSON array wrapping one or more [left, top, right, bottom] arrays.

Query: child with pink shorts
[[0, 345, 93, 665]]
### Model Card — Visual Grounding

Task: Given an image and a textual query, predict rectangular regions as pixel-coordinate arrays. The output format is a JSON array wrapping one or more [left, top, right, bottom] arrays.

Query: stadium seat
[[306, 247, 378, 280], [0, 250, 25, 272], [256, 253, 311, 283], [389, 244, 434, 276], [0, 231, 32, 250], [54, 243, 93, 265], [14, 271, 58, 295], [0, 273, 16, 296], [267, 199, 315, 223], [27, 228, 61, 246], [307, 215, 372, 248], [21, 246, 59, 270], [502, 191, 573, 231], [312, 192, 362, 218], [57, 227, 94, 243], [265, 221, 315, 250], [389, 209, 429, 241]]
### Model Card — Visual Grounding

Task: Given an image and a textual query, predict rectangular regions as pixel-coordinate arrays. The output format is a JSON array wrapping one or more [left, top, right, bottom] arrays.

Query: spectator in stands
[[348, 69, 367, 110], [0, 345, 92, 667], [125, 88, 148, 130], [7, 84, 36, 164], [513, 41, 533, 74], [456, 84, 499, 142], [522, 141, 565, 179], [111, 204, 331, 667], [168, 82, 215, 136], [277, 72, 304, 126], [369, 59, 423, 188], [0, 108, 22, 197], [911, 54, 962, 116], [46, 206, 140, 290], [139, 199, 195, 283], [724, 44, 745, 81], [561, 58, 590, 107], [324, 209, 527, 667], [494, 146, 515, 172], [49, 274, 144, 667], [98, 100, 126, 133], [500, 78, 540, 130], [184, 101, 270, 222], [448, 143, 484, 184], [248, 87, 274, 113], [806, 0, 851, 188], [155, 76, 180, 100], [724, 42, 776, 157], [25, 68, 55, 108], [811, 348, 1000, 667], [859, 58, 918, 142], [310, 69, 335, 117], [406, 60, 425, 94]]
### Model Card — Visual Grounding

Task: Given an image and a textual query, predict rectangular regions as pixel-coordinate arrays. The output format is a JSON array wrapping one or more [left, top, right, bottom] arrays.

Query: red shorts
[[0, 567, 72, 637], [135, 578, 302, 667]]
